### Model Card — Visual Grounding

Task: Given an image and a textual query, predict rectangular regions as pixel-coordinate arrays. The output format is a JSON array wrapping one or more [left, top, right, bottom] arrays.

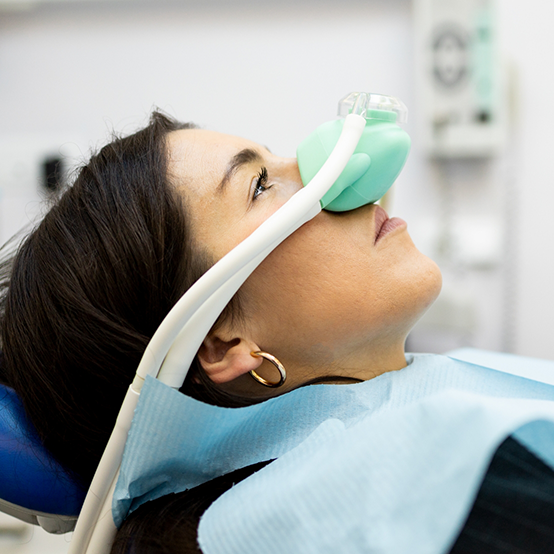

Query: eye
[[252, 167, 271, 200]]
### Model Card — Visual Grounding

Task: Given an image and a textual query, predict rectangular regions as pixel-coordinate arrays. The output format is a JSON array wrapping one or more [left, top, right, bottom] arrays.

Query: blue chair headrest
[[0, 383, 86, 518]]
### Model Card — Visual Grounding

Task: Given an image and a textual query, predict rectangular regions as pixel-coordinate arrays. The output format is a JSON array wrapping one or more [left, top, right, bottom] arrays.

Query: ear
[[198, 334, 263, 384]]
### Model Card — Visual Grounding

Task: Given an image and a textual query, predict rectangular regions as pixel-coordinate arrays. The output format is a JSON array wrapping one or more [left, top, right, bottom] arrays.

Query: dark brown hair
[[0, 112, 244, 486], [110, 461, 272, 554]]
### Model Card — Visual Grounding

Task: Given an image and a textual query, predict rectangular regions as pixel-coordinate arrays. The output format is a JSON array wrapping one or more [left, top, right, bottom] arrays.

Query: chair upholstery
[[0, 384, 85, 532]]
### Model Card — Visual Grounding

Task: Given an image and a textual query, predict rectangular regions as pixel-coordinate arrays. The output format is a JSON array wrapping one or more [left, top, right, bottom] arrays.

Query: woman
[[1, 112, 553, 554]]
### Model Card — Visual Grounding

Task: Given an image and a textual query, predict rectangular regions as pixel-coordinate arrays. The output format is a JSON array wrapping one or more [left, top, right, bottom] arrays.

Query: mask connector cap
[[338, 92, 408, 124]]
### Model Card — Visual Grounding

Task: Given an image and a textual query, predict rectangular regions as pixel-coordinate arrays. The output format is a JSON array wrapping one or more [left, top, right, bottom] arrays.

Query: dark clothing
[[450, 436, 554, 554]]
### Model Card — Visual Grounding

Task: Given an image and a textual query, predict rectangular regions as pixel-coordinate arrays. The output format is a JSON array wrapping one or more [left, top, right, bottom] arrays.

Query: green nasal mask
[[296, 92, 411, 211]]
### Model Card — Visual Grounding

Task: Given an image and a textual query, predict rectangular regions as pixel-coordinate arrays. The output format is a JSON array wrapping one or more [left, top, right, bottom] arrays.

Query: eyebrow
[[218, 148, 263, 193]]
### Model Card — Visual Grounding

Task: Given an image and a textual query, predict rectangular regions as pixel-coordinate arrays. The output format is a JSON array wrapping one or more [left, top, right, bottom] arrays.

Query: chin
[[409, 255, 443, 328]]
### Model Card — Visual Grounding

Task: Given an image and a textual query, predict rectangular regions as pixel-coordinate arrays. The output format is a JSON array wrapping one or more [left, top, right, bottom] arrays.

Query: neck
[[220, 340, 408, 401], [294, 341, 408, 389]]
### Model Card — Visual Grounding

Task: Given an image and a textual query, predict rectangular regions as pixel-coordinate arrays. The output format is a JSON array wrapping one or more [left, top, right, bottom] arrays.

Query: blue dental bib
[[113, 353, 554, 553]]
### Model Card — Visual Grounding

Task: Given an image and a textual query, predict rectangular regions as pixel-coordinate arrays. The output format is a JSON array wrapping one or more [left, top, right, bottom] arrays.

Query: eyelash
[[252, 167, 270, 200]]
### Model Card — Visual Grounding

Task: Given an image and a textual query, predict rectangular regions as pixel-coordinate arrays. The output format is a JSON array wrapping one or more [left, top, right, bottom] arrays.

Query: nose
[[277, 156, 303, 188]]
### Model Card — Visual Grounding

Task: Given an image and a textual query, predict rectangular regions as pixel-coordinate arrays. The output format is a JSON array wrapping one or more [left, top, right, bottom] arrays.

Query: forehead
[[167, 128, 262, 193]]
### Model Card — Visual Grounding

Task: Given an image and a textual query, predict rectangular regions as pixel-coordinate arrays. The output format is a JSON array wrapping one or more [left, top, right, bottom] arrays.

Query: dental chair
[[0, 382, 85, 534]]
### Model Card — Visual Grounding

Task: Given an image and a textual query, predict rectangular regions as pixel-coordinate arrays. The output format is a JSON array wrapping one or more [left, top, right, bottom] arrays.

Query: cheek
[[195, 191, 302, 261], [238, 215, 380, 336], [239, 214, 442, 352]]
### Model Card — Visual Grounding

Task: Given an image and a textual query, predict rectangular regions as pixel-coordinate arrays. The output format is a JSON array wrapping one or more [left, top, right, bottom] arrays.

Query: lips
[[374, 205, 406, 244]]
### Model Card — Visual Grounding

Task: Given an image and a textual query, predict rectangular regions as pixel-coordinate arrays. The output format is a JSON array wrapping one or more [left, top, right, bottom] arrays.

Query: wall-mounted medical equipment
[[0, 137, 80, 245], [42, 155, 64, 193], [414, 0, 505, 157]]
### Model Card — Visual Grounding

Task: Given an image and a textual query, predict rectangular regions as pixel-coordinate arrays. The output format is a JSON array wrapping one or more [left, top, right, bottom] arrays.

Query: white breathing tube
[[67, 112, 367, 554]]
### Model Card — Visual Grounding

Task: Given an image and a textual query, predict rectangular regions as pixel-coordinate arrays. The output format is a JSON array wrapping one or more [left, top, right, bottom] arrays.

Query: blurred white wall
[[0, 0, 413, 151], [497, 0, 554, 359], [0, 0, 553, 362]]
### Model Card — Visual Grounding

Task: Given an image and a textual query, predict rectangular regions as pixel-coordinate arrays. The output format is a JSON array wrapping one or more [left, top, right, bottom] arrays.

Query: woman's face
[[168, 129, 441, 393]]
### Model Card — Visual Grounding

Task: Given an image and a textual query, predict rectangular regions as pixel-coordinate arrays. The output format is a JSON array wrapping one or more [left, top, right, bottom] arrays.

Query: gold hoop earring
[[249, 351, 287, 388]]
